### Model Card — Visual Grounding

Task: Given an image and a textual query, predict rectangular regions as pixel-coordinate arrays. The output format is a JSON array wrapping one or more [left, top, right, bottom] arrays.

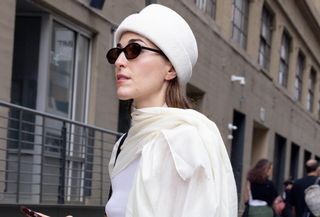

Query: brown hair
[[247, 159, 272, 184], [165, 77, 191, 109]]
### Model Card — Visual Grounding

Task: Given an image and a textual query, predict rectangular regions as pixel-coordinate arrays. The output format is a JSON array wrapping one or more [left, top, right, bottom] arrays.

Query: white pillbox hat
[[115, 4, 198, 86]]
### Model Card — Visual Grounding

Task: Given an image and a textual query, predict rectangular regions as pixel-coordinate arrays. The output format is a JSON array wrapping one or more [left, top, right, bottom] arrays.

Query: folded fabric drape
[[109, 107, 238, 217]]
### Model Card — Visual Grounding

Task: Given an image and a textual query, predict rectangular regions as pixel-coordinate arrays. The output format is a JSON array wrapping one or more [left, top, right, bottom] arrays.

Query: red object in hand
[[273, 196, 286, 215], [20, 206, 43, 217]]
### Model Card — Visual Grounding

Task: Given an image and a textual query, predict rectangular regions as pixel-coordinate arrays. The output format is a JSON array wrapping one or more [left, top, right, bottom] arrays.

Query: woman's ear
[[165, 66, 177, 81]]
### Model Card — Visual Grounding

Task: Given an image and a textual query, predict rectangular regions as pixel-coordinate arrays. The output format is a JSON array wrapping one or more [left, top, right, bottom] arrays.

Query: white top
[[105, 158, 140, 217], [248, 181, 267, 207]]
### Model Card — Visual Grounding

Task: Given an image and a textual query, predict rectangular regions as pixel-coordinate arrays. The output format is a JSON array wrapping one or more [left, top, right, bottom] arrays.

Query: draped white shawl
[[108, 107, 238, 217]]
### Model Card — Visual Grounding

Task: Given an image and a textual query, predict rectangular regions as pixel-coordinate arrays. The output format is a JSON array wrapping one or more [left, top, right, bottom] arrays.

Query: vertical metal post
[[83, 127, 88, 199], [16, 109, 23, 203], [39, 116, 46, 203], [58, 121, 67, 204], [100, 131, 103, 205]]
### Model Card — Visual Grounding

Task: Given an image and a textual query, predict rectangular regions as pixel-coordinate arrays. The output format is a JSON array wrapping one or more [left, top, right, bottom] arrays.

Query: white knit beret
[[115, 4, 198, 86]]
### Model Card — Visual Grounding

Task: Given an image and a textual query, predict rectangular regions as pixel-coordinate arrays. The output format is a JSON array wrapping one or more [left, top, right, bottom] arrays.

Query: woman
[[105, 4, 238, 217], [244, 159, 278, 217]]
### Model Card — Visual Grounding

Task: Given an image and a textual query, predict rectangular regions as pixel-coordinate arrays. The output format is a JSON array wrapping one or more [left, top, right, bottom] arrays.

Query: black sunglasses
[[106, 43, 166, 64]]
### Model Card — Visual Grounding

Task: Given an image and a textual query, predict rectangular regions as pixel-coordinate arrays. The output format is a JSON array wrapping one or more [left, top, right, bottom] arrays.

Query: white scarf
[[108, 107, 238, 217]]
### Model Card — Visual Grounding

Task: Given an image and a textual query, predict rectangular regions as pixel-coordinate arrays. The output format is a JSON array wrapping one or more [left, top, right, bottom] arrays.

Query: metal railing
[[0, 100, 121, 205]]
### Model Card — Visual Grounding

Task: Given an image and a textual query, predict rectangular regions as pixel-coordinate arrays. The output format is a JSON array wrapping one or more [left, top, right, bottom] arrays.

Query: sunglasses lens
[[125, 43, 141, 59], [106, 48, 121, 64], [106, 43, 143, 64]]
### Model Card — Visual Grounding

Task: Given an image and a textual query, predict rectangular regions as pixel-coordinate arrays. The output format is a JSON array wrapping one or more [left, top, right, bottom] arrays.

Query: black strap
[[107, 133, 127, 200], [114, 133, 127, 164]]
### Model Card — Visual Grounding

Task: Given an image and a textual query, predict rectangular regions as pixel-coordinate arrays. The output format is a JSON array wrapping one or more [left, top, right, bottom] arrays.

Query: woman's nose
[[115, 52, 127, 67]]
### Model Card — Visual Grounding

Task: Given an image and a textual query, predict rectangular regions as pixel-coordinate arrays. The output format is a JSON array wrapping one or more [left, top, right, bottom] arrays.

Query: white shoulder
[[160, 124, 212, 180]]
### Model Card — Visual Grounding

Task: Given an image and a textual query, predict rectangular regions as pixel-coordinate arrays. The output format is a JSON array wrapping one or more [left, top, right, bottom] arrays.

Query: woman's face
[[114, 32, 176, 108]]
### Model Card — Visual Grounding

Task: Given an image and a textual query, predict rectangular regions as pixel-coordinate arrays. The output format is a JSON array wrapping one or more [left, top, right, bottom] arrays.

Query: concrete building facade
[[0, 0, 319, 216]]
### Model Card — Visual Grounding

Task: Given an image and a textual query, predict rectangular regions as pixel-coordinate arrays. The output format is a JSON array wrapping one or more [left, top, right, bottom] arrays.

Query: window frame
[[307, 68, 316, 112], [231, 0, 249, 49], [194, 0, 217, 19], [294, 52, 305, 102], [278, 31, 291, 88], [258, 6, 273, 71], [47, 15, 92, 123]]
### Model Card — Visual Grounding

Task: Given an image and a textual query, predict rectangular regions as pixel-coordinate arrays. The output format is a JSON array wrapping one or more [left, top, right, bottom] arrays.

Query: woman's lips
[[116, 74, 130, 84]]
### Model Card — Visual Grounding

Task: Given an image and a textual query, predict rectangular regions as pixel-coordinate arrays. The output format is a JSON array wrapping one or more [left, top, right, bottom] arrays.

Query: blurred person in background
[[243, 159, 278, 217], [290, 159, 320, 217]]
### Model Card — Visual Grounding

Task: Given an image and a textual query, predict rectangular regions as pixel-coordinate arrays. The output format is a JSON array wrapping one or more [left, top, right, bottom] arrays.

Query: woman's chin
[[117, 87, 131, 99], [117, 93, 132, 101]]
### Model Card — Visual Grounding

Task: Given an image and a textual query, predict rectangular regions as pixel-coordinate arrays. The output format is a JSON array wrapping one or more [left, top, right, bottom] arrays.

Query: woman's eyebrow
[[128, 39, 144, 43], [117, 39, 144, 48]]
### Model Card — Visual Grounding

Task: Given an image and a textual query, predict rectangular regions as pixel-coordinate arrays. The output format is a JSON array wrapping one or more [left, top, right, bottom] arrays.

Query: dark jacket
[[290, 176, 318, 217]]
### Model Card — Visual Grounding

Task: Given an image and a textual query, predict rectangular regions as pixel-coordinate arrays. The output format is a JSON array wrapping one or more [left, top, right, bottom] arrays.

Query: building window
[[258, 6, 273, 71], [46, 21, 91, 202], [7, 0, 93, 204], [145, 0, 157, 5], [195, 0, 216, 19], [307, 69, 316, 112], [232, 0, 249, 48], [294, 52, 305, 101], [278, 32, 291, 88], [48, 21, 90, 121]]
